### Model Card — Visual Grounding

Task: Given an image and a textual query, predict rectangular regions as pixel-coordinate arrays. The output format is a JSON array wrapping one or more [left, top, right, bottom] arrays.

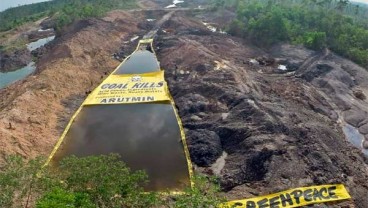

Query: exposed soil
[[1, 1, 368, 207], [0, 10, 145, 160], [155, 11, 368, 207], [0, 48, 32, 72]]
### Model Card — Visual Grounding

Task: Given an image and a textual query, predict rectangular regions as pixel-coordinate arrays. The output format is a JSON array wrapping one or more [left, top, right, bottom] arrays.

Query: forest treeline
[[212, 0, 368, 68], [0, 0, 136, 32]]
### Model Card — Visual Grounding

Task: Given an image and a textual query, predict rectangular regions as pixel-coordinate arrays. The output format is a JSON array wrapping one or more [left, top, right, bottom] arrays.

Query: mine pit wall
[[155, 12, 368, 207]]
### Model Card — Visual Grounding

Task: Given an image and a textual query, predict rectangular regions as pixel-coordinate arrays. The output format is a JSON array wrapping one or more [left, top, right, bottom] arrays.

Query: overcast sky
[[352, 0, 368, 4], [0, 0, 51, 12]]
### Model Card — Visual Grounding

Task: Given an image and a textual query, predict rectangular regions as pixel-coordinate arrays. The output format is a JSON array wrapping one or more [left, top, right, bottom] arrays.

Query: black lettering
[[246, 201, 255, 208], [280, 193, 293, 206], [257, 198, 269, 208], [109, 84, 117, 89], [132, 83, 141, 89], [101, 84, 109, 89], [116, 84, 127, 89], [100, 99, 107, 103], [232, 202, 244, 208], [313, 188, 323, 201], [143, 83, 150, 88], [290, 190, 303, 204], [157, 81, 164, 87], [149, 83, 156, 88], [125, 97, 131, 102], [304, 189, 313, 202], [269, 196, 280, 208], [108, 98, 116, 103], [132, 97, 141, 102], [320, 188, 330, 199], [328, 186, 338, 199], [116, 98, 125, 103], [147, 96, 155, 101]]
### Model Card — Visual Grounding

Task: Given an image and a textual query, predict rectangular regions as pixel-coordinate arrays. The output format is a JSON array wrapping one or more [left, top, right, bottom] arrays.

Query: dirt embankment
[[0, 10, 146, 162], [1, 4, 368, 208]]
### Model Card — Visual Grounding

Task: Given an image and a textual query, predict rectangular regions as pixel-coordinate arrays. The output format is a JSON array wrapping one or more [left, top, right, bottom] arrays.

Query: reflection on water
[[53, 103, 190, 191], [0, 62, 35, 89], [27, 35, 55, 51], [343, 124, 368, 156], [52, 45, 190, 191], [114, 50, 160, 74]]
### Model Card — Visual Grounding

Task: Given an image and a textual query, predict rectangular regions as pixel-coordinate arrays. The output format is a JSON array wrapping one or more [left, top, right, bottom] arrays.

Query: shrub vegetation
[[0, 154, 225, 208]]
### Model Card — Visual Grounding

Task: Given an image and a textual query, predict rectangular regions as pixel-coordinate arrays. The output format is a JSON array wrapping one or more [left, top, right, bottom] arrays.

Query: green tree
[[248, 8, 289, 47], [36, 188, 95, 208], [303, 31, 327, 50]]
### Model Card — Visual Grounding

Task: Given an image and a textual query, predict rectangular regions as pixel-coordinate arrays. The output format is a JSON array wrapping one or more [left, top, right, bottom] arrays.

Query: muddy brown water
[[52, 45, 190, 191]]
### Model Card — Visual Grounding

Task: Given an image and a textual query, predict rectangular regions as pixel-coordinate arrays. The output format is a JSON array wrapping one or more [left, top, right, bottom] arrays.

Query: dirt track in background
[[1, 1, 368, 207]]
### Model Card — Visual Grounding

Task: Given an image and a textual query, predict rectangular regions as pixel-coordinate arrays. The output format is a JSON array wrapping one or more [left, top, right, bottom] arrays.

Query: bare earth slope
[[0, 11, 144, 161], [1, 7, 368, 208], [155, 12, 368, 207]]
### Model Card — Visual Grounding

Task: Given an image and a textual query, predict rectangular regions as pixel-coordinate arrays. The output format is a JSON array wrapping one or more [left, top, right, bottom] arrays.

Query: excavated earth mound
[[156, 12, 368, 207], [0, 10, 145, 162]]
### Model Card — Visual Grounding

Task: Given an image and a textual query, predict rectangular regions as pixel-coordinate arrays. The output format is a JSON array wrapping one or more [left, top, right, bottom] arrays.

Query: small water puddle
[[27, 35, 55, 51], [343, 124, 368, 156], [165, 0, 184, 8], [0, 62, 35, 89], [278, 64, 287, 71], [0, 35, 54, 89]]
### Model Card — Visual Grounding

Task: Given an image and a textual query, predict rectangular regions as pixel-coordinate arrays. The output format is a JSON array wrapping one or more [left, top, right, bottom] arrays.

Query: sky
[[352, 0, 368, 4], [0, 0, 51, 12]]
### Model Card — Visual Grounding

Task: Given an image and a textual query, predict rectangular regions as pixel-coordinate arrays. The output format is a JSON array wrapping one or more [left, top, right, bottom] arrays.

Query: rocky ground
[[1, 0, 368, 207]]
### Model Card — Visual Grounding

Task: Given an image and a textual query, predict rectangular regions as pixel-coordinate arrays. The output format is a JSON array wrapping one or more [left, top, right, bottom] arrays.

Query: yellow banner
[[84, 71, 170, 105], [222, 184, 351, 208]]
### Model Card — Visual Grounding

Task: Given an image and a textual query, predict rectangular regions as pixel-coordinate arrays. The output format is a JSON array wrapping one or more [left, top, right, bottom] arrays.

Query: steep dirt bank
[[0, 10, 147, 162]]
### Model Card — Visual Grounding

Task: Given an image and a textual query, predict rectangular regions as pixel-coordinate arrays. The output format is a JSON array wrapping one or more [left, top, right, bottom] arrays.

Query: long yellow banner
[[84, 71, 170, 105], [222, 184, 351, 208]]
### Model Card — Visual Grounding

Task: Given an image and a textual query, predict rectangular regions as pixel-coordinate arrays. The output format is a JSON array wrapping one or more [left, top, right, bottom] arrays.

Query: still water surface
[[0, 62, 35, 89], [343, 124, 368, 156], [0, 36, 54, 89], [52, 47, 191, 191]]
